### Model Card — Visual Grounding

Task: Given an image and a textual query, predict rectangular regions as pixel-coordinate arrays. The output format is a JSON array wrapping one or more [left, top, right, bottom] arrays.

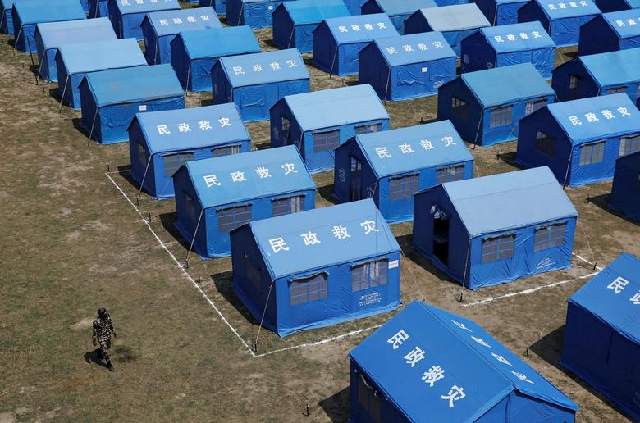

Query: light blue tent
[[516, 94, 640, 186], [56, 39, 147, 109], [595, 0, 640, 12], [1, 0, 16, 34], [359, 32, 457, 101], [518, 0, 600, 47], [129, 104, 251, 199], [438, 63, 555, 146], [360, 0, 436, 34], [561, 253, 640, 422], [271, 0, 350, 53], [107, 0, 180, 40], [212, 49, 310, 122], [270, 84, 390, 173], [460, 21, 556, 78], [405, 3, 491, 57], [79, 65, 184, 144], [610, 152, 640, 221], [334, 121, 473, 224], [414, 167, 578, 289], [141, 7, 221, 65], [89, 0, 109, 17], [34, 18, 116, 82], [226, 0, 285, 28], [171, 26, 261, 92], [11, 0, 86, 53], [350, 301, 578, 423], [579, 10, 640, 56], [231, 199, 400, 337], [173, 145, 316, 258], [474, 0, 531, 25], [312, 13, 398, 76], [199, 0, 225, 16]]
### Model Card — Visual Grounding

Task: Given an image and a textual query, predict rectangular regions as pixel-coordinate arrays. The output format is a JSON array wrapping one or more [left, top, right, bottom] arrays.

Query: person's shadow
[[84, 349, 108, 369]]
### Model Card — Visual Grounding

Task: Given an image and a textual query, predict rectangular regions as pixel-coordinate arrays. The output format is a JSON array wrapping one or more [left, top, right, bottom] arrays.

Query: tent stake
[[305, 404, 310, 417]]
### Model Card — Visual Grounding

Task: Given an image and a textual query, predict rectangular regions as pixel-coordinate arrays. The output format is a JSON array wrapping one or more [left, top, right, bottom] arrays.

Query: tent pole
[[184, 66, 191, 97], [136, 153, 154, 205], [254, 282, 274, 354], [59, 76, 70, 111], [88, 108, 99, 145], [13, 26, 23, 56], [184, 208, 204, 268]]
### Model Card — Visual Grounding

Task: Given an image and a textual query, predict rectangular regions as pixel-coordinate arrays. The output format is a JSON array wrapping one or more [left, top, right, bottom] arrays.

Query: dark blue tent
[[1, 0, 16, 35], [561, 253, 640, 422], [231, 199, 400, 337], [334, 121, 473, 224], [312, 13, 398, 76], [433, 0, 469, 4], [594, 0, 640, 12], [610, 152, 640, 221], [343, 0, 365, 15], [57, 39, 147, 109], [226, 0, 286, 28], [359, 32, 456, 101], [518, 0, 601, 47], [578, 10, 640, 56], [141, 7, 221, 65], [414, 167, 578, 289], [129, 104, 251, 199], [11, 0, 86, 53], [88, 0, 109, 18], [270, 84, 389, 173], [79, 65, 184, 144], [108, 0, 180, 40], [350, 301, 579, 423], [438, 63, 555, 146], [199, 0, 225, 16], [171, 26, 261, 92], [474, 0, 531, 25], [361, 0, 436, 34], [34, 18, 116, 83], [212, 49, 310, 122], [516, 94, 640, 186], [460, 21, 556, 78], [272, 0, 350, 53], [173, 145, 316, 258]]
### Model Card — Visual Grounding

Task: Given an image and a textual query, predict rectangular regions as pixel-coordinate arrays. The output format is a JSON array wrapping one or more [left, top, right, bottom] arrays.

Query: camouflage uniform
[[92, 313, 116, 369]]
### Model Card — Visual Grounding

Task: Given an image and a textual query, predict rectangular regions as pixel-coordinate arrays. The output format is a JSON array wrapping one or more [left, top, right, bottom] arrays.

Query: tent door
[[433, 216, 450, 266], [350, 157, 362, 201]]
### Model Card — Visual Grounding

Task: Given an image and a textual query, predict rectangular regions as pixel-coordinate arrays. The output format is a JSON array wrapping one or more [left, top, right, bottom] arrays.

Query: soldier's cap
[[98, 308, 107, 316]]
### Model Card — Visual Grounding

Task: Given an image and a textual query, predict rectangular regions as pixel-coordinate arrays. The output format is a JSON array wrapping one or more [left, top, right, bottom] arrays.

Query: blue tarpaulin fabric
[[595, 0, 640, 12], [610, 152, 640, 222], [88, 0, 110, 17], [108, 0, 180, 40], [360, 0, 437, 33], [579, 10, 640, 56], [1, 0, 16, 34], [226, 0, 286, 28], [475, 0, 530, 25], [199, 0, 226, 16]]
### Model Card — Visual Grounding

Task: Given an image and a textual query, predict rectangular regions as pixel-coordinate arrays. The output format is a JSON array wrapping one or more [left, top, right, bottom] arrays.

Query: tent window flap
[[534, 222, 567, 252], [482, 234, 515, 263], [289, 273, 328, 305], [351, 259, 388, 292], [217, 204, 252, 232]]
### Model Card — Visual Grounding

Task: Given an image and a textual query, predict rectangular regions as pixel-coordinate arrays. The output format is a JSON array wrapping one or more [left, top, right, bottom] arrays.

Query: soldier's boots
[[106, 361, 115, 372]]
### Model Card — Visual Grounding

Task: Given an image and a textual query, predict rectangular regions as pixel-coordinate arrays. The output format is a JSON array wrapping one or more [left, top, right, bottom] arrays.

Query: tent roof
[[282, 84, 389, 131], [218, 49, 309, 87], [569, 253, 640, 345], [579, 48, 640, 87], [534, 0, 600, 19], [134, 104, 250, 155], [603, 10, 640, 38], [36, 18, 116, 52], [12, 0, 85, 25], [177, 26, 261, 60], [112, 0, 180, 15], [441, 167, 577, 237], [83, 64, 183, 107], [481, 21, 555, 52], [57, 38, 147, 75], [375, 32, 456, 66], [322, 14, 398, 44], [548, 94, 640, 144], [416, 3, 490, 32], [461, 63, 554, 107], [350, 301, 578, 422], [279, 0, 349, 25], [355, 121, 473, 179], [185, 145, 315, 209], [249, 199, 399, 279], [142, 7, 220, 36], [367, 0, 436, 16]]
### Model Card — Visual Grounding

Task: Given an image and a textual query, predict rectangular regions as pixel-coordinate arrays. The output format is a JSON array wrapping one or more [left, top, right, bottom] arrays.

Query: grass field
[[1, 11, 639, 423]]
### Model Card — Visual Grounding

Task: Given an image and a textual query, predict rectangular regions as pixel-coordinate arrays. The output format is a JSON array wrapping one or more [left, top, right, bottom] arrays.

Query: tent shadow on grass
[[318, 386, 350, 423], [210, 270, 260, 327], [158, 211, 192, 253], [585, 193, 640, 228], [316, 184, 341, 207]]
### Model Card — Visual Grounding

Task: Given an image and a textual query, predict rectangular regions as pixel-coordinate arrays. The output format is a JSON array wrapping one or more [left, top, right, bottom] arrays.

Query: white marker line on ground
[[573, 253, 603, 271]]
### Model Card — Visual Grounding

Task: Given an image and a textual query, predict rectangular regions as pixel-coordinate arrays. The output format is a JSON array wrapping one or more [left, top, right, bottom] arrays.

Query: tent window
[[358, 375, 381, 423], [163, 152, 194, 176], [351, 259, 388, 292], [482, 234, 515, 263], [212, 144, 241, 157], [289, 273, 328, 305], [606, 85, 627, 95], [569, 75, 581, 97], [579, 141, 606, 166], [619, 134, 640, 157], [389, 174, 419, 200], [138, 142, 148, 169], [490, 105, 513, 128], [526, 99, 547, 116], [451, 97, 467, 121], [217, 204, 252, 233], [272, 195, 304, 217], [535, 131, 555, 157], [281, 116, 291, 144], [355, 123, 382, 135], [313, 129, 340, 152], [534, 223, 567, 252], [244, 254, 261, 293], [436, 165, 465, 184], [183, 192, 197, 225]]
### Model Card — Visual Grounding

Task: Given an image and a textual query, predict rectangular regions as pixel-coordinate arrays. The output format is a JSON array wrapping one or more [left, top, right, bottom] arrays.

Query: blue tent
[[610, 152, 640, 221], [212, 49, 310, 122], [231, 199, 400, 337], [360, 0, 436, 34], [343, 0, 365, 15], [578, 10, 640, 56], [199, 0, 225, 16], [460, 21, 556, 79], [107, 0, 180, 40], [561, 253, 640, 421], [334, 121, 473, 224], [518, 0, 601, 47], [516, 94, 640, 186], [11, 0, 86, 53], [438, 63, 555, 146], [414, 167, 578, 289], [141, 7, 221, 65], [313, 13, 398, 76], [226, 0, 286, 28], [404, 4, 490, 57], [595, 0, 640, 12], [129, 104, 251, 199], [350, 301, 578, 423], [171, 26, 261, 92], [56, 39, 147, 109], [34, 18, 116, 83], [270, 84, 390, 173], [173, 145, 316, 258], [88, 0, 109, 17], [474, 0, 531, 25], [1, 0, 16, 35], [79, 65, 184, 144], [272, 0, 350, 53]]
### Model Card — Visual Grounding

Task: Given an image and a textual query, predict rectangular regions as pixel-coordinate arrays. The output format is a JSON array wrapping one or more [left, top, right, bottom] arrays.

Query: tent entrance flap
[[433, 215, 450, 266], [350, 156, 363, 201]]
